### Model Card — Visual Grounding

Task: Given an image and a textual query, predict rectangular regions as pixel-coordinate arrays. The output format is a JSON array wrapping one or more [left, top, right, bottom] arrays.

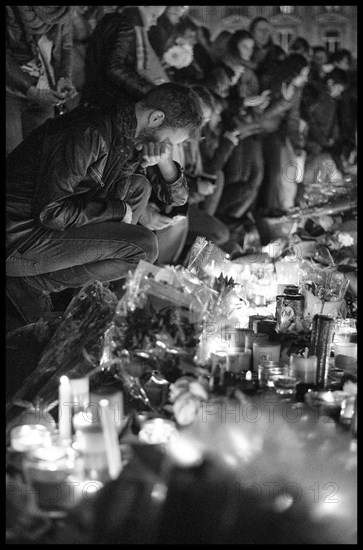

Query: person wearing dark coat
[[82, 6, 166, 105], [6, 83, 203, 327]]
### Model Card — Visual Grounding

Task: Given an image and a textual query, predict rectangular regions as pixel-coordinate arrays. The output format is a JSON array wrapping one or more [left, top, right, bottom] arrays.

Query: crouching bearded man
[[6, 82, 203, 326]]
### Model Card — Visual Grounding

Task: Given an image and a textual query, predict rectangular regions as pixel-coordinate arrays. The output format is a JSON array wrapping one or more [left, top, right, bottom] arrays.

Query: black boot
[[6, 277, 54, 326]]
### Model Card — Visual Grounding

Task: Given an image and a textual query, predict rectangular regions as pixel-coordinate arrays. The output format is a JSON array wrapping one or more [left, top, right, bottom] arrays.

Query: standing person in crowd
[[83, 6, 168, 106], [161, 17, 201, 84], [68, 6, 98, 110], [249, 17, 281, 71], [6, 5, 77, 156], [299, 67, 348, 198], [6, 83, 203, 328], [257, 53, 310, 213], [216, 30, 269, 227], [310, 45, 330, 88], [149, 5, 190, 58], [289, 36, 311, 61]]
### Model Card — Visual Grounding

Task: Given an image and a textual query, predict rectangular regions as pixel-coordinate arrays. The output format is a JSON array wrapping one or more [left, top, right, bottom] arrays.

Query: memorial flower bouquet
[[162, 43, 193, 69]]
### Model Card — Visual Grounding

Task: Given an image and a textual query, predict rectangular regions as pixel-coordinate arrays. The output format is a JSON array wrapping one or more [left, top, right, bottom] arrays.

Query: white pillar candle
[[58, 375, 73, 445], [289, 354, 317, 384], [99, 399, 122, 480]]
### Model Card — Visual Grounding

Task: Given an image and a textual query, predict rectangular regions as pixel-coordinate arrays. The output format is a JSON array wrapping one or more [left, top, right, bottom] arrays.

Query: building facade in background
[[189, 5, 357, 58]]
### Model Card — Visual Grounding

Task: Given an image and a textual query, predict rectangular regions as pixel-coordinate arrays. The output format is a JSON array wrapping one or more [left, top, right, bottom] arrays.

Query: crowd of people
[[6, 6, 357, 328]]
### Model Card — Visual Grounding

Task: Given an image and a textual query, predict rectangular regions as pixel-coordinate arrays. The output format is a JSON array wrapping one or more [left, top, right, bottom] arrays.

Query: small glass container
[[271, 374, 301, 397], [23, 445, 83, 516], [258, 360, 288, 390], [73, 412, 110, 483]]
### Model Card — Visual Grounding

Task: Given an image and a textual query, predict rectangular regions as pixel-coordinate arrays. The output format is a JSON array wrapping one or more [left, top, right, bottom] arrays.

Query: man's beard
[[135, 126, 161, 146]]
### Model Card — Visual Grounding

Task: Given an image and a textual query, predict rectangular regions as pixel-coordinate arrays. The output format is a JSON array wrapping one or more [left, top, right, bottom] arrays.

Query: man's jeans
[[6, 175, 158, 293]]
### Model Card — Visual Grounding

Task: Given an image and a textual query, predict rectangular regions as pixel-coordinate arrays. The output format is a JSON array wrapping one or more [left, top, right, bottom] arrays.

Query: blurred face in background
[[313, 49, 328, 67], [237, 37, 255, 62], [141, 6, 166, 29], [208, 101, 224, 130], [165, 5, 189, 25], [335, 55, 351, 71], [252, 20, 272, 48]]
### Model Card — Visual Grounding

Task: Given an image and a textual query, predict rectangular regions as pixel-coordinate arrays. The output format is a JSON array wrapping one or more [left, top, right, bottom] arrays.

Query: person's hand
[[26, 86, 67, 106], [197, 178, 215, 196], [135, 141, 171, 168], [122, 203, 133, 224], [56, 77, 78, 99], [244, 90, 271, 109], [138, 203, 174, 230], [281, 82, 295, 101]]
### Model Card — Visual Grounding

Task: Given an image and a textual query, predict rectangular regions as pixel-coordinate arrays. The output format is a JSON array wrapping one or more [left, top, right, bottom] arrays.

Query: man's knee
[[138, 226, 159, 263]]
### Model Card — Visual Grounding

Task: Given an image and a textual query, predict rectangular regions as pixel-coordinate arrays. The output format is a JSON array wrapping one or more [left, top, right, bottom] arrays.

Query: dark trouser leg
[[218, 137, 264, 218], [187, 204, 230, 246], [200, 170, 225, 216], [6, 94, 25, 157]]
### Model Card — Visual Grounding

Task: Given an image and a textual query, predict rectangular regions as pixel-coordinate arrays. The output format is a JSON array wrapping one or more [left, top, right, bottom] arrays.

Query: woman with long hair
[[256, 53, 310, 213]]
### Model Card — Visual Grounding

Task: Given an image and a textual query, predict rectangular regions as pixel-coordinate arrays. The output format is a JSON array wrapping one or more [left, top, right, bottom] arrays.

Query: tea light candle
[[252, 342, 281, 372], [289, 354, 318, 384], [10, 424, 52, 452], [138, 418, 178, 445], [58, 376, 72, 445]]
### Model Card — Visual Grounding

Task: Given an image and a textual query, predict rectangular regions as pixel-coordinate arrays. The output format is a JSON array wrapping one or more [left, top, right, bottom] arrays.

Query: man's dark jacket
[[83, 7, 154, 104], [6, 102, 188, 257]]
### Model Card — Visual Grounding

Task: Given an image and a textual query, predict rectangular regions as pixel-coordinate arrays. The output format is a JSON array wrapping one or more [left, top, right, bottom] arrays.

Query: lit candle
[[289, 354, 317, 384], [10, 424, 52, 452], [58, 375, 72, 445], [99, 399, 122, 480]]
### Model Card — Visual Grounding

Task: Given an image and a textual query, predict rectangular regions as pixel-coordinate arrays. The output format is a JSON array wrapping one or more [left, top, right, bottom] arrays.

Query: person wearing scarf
[[6, 6, 77, 155]]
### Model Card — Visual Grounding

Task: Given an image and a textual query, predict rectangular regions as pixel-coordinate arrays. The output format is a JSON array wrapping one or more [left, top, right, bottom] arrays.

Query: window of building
[[323, 29, 341, 53], [224, 6, 249, 18], [325, 6, 342, 12], [277, 28, 294, 51], [279, 6, 295, 15]]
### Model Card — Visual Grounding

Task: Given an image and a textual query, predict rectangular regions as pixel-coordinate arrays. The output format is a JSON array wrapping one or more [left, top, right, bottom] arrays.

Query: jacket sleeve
[[145, 162, 189, 206], [201, 135, 236, 175], [106, 24, 155, 99], [33, 127, 127, 231], [6, 49, 36, 94]]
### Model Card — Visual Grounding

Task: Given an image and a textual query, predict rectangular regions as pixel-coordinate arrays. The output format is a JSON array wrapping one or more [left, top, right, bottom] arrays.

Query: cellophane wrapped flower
[[163, 43, 193, 69]]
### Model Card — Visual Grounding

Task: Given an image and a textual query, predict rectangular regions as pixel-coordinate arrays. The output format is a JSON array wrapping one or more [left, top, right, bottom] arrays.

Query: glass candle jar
[[258, 360, 288, 390], [252, 342, 281, 372], [23, 445, 83, 516]]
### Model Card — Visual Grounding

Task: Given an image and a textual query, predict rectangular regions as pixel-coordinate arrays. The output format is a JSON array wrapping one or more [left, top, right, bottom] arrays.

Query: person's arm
[[6, 49, 35, 95], [33, 127, 128, 230], [107, 23, 155, 98], [146, 162, 189, 207], [286, 88, 303, 152]]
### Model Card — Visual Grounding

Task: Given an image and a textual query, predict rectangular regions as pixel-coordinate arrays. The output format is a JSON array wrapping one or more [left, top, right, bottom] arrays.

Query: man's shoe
[[6, 277, 54, 326]]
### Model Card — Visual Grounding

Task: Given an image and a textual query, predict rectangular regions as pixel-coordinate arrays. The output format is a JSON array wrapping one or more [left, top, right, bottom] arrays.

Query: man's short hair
[[141, 83, 203, 139]]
